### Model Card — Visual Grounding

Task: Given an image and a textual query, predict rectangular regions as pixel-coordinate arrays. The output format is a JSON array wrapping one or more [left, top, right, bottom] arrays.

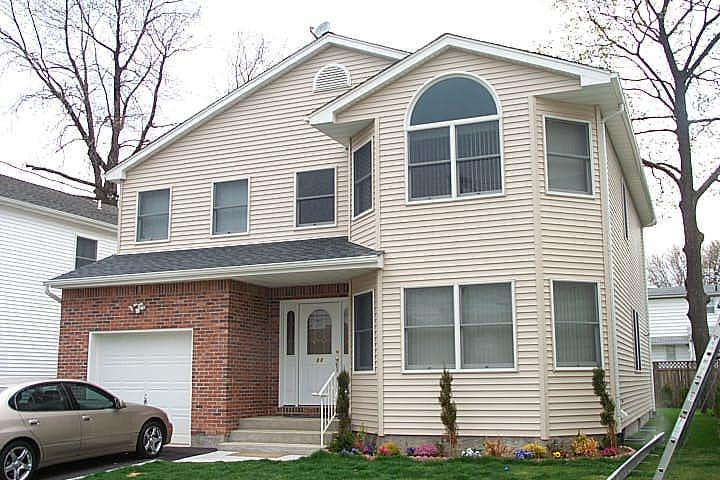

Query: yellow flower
[[553, 451, 562, 459]]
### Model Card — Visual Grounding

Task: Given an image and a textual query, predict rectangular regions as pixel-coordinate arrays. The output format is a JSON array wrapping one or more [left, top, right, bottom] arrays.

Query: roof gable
[[106, 34, 406, 181]]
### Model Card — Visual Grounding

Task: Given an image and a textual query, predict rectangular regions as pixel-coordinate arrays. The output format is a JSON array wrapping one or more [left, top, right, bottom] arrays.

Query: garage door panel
[[88, 331, 192, 445]]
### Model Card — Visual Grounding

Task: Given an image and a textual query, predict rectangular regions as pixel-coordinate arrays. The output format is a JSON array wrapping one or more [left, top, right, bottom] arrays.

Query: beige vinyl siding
[[535, 99, 609, 437], [350, 271, 379, 433], [607, 140, 653, 428], [338, 48, 581, 437], [349, 125, 377, 248], [118, 46, 394, 253]]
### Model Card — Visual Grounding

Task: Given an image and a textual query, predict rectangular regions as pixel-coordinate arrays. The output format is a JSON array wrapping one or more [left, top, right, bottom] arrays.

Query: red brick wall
[[58, 280, 348, 439]]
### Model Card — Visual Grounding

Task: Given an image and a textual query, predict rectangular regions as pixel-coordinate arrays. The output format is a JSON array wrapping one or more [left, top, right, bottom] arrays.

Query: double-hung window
[[407, 76, 502, 201], [353, 291, 374, 371], [404, 283, 514, 371], [75, 236, 97, 268], [136, 188, 170, 242], [296, 168, 335, 227], [353, 141, 373, 216], [545, 117, 592, 195], [212, 179, 249, 235], [552, 281, 601, 368], [632, 309, 642, 371]]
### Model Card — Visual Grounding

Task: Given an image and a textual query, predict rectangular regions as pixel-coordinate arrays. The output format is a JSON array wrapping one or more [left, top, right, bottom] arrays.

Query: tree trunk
[[682, 200, 709, 360]]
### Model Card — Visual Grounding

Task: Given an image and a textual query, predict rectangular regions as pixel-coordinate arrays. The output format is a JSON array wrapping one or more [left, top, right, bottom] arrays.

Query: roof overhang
[[105, 34, 407, 182], [0, 196, 116, 232], [45, 254, 383, 289]]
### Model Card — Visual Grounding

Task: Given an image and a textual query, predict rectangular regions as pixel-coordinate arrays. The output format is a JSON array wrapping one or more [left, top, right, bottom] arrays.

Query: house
[[648, 286, 720, 361], [46, 32, 656, 449], [0, 174, 116, 379]]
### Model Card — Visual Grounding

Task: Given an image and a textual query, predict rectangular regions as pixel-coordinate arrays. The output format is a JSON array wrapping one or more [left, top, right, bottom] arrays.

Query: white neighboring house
[[0, 174, 116, 378], [647, 285, 720, 361]]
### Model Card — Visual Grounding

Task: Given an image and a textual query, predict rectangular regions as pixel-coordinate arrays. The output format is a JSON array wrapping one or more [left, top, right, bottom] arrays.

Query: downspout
[[44, 284, 61, 303], [599, 104, 628, 428]]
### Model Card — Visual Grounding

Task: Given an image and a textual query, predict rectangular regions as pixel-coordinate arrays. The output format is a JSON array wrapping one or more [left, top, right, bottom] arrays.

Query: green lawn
[[628, 408, 720, 479], [84, 408, 719, 480]]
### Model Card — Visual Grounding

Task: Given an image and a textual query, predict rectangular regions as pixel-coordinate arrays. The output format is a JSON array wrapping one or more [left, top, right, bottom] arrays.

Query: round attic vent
[[313, 64, 351, 92]]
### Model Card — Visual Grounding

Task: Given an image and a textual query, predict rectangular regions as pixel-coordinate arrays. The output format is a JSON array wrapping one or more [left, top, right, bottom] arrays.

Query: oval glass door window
[[307, 309, 332, 354]]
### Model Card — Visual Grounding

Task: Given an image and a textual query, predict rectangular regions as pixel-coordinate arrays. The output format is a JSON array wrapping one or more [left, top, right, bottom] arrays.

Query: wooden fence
[[653, 361, 718, 407]]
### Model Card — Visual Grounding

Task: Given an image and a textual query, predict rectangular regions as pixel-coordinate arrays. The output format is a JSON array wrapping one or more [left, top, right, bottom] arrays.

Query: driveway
[[37, 447, 215, 480]]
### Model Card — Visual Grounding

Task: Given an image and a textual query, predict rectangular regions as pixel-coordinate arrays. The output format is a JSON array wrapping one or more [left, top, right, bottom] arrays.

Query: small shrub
[[572, 431, 600, 457], [522, 442, 548, 458], [601, 446, 619, 457], [439, 368, 458, 451], [592, 368, 617, 448], [483, 439, 513, 457], [329, 430, 355, 453], [377, 442, 401, 457], [413, 443, 440, 457]]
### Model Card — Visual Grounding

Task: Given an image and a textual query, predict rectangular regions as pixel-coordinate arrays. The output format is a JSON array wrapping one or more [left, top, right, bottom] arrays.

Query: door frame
[[279, 298, 349, 406], [86, 328, 193, 446]]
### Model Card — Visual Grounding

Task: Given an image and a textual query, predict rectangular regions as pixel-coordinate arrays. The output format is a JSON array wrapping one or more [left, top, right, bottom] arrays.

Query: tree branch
[[697, 162, 720, 197], [26, 164, 96, 187]]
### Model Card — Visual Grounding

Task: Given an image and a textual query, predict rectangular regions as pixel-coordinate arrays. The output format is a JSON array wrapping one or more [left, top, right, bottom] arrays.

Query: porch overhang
[[46, 236, 383, 289]]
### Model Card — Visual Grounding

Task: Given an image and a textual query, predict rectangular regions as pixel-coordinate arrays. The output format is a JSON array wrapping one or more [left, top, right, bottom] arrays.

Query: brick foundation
[[58, 280, 348, 440]]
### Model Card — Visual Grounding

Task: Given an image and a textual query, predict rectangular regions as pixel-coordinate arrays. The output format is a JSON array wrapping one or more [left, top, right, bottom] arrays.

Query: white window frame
[[633, 309, 642, 372], [74, 234, 98, 268], [293, 166, 337, 229], [134, 186, 172, 244], [622, 180, 629, 240], [351, 139, 374, 220], [352, 289, 375, 374], [313, 63, 352, 92], [404, 72, 505, 205], [543, 115, 595, 198], [209, 177, 251, 237], [400, 281, 517, 374], [550, 279, 604, 371]]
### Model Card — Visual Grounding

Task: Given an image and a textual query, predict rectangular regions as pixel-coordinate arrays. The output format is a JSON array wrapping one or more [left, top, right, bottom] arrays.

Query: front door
[[298, 302, 341, 405]]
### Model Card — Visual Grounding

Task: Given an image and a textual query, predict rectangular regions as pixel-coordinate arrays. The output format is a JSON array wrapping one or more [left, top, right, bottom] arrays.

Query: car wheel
[[1, 440, 36, 480], [136, 420, 165, 459]]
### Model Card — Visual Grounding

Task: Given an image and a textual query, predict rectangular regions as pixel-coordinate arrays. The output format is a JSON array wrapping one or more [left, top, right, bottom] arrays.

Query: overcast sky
[[0, 0, 716, 256]]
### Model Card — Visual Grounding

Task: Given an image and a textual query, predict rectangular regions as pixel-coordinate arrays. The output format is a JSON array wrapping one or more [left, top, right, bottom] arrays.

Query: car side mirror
[[114, 398, 126, 409]]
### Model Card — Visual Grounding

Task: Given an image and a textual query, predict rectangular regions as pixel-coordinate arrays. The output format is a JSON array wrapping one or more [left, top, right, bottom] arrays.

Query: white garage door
[[88, 330, 192, 445]]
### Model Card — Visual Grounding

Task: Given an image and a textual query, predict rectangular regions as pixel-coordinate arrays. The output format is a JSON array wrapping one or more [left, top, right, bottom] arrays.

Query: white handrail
[[312, 370, 338, 448]]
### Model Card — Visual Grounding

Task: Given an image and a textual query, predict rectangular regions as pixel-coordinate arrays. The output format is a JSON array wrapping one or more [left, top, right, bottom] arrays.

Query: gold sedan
[[0, 380, 173, 480]]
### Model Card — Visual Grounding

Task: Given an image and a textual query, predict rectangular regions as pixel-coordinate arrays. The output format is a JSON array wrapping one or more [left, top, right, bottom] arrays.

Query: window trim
[[403, 72, 505, 205], [352, 289, 375, 374], [351, 139, 374, 221], [74, 235, 98, 269], [622, 180, 629, 240], [134, 186, 172, 244], [632, 309, 642, 372], [293, 166, 337, 229], [550, 279, 604, 371], [543, 115, 595, 198], [400, 281, 517, 374], [209, 177, 251, 238]]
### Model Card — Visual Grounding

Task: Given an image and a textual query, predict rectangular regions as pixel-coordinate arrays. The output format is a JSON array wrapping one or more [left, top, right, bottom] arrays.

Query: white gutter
[[0, 196, 116, 233], [45, 254, 383, 289]]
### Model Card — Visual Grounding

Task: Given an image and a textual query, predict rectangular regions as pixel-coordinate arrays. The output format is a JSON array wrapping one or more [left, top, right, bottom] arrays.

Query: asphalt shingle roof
[[0, 174, 117, 225], [51, 236, 381, 281]]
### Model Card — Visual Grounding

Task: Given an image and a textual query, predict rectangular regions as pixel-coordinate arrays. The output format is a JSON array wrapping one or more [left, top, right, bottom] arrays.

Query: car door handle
[[27, 418, 39, 426], [82, 415, 92, 422]]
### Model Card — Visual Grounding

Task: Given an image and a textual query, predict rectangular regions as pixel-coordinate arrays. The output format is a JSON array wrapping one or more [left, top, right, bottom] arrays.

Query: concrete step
[[216, 441, 321, 456], [236, 416, 336, 431], [228, 428, 335, 444]]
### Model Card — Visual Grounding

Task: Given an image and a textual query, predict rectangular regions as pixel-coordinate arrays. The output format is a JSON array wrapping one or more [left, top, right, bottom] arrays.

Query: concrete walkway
[[175, 450, 305, 463]]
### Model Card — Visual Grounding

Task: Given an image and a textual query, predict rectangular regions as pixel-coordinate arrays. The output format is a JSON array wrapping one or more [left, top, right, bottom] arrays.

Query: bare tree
[[552, 0, 720, 364], [0, 0, 198, 203], [226, 31, 282, 92], [648, 245, 687, 287]]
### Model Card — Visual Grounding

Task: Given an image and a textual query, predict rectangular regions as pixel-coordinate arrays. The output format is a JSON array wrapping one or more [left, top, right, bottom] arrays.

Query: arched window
[[407, 75, 502, 201], [313, 64, 351, 92]]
